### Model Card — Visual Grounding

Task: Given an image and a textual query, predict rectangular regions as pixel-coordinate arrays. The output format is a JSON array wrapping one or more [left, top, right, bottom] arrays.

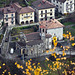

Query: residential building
[[11, 3, 35, 24], [39, 19, 64, 40], [32, 0, 55, 22], [16, 32, 52, 56], [49, 0, 74, 14], [0, 14, 3, 27], [0, 6, 16, 26]]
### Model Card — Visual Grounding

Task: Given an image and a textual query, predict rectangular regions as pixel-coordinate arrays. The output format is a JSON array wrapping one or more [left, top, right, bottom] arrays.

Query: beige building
[[0, 6, 15, 26], [32, 0, 55, 22], [11, 3, 35, 24], [50, 0, 74, 14]]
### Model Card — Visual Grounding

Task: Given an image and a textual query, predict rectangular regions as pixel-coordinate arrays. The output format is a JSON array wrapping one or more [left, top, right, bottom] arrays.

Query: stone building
[[39, 19, 64, 40], [16, 32, 52, 56], [32, 0, 55, 22], [49, 0, 74, 14]]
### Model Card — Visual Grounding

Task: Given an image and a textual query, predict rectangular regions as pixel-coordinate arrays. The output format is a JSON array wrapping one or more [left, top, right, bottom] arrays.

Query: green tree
[[10, 28, 20, 36]]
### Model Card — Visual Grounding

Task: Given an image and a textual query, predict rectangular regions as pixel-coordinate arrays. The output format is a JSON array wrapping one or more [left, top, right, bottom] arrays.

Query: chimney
[[2, 9, 4, 13]]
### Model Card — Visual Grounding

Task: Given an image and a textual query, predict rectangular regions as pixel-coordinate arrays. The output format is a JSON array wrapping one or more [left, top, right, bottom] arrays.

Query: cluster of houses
[[0, 0, 74, 57], [15, 19, 64, 56], [0, 0, 74, 26]]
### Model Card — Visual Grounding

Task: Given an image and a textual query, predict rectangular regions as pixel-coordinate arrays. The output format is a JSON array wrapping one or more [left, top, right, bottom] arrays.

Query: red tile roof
[[32, 0, 55, 10], [11, 3, 35, 14], [0, 6, 16, 14], [39, 19, 64, 29]]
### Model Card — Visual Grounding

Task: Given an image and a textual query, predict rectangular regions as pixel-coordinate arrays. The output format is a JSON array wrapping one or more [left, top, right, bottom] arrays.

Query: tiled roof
[[18, 6, 35, 14], [0, 6, 16, 14], [11, 3, 35, 14], [39, 19, 64, 29], [26, 32, 41, 41], [17, 42, 26, 47], [11, 2, 22, 11], [26, 40, 43, 46], [32, 0, 55, 10]]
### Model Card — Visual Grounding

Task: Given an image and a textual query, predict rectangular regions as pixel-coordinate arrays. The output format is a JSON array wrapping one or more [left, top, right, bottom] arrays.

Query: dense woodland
[[0, 0, 36, 7]]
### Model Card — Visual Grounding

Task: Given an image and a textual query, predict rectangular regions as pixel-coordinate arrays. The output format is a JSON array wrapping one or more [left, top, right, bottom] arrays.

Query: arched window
[[43, 29, 44, 32]]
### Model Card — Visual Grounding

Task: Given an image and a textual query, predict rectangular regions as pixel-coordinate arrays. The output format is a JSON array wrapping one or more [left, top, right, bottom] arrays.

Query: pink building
[[0, 6, 16, 26]]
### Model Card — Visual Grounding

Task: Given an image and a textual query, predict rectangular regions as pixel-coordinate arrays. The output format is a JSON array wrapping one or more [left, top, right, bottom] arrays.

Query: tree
[[10, 28, 20, 36]]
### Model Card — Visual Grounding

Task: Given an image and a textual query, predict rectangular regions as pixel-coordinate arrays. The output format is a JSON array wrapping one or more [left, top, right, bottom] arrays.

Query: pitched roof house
[[0, 6, 16, 26], [39, 19, 64, 40], [11, 3, 35, 24], [32, 0, 55, 22]]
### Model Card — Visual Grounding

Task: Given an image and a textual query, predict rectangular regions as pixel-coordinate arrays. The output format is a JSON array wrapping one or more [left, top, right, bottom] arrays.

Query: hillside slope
[[0, 0, 36, 7]]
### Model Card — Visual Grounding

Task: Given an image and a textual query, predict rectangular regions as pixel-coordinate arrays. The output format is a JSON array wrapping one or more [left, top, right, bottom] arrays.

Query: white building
[[0, 14, 3, 27], [32, 0, 55, 22], [49, 0, 74, 14], [39, 19, 64, 40]]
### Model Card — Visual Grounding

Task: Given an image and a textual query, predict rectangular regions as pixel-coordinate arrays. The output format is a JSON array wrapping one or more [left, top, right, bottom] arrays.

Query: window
[[43, 29, 44, 32], [50, 9, 52, 11], [40, 28, 41, 33], [60, 6, 62, 8], [70, 1, 72, 3], [46, 29, 47, 33], [41, 11, 43, 14], [31, 16, 32, 18], [6, 18, 8, 21], [6, 14, 8, 17], [50, 17, 52, 19], [31, 13, 32, 15], [22, 18, 23, 20], [41, 14, 43, 17], [45, 10, 47, 13], [22, 14, 23, 16], [50, 13, 52, 15], [11, 22, 14, 24], [11, 14, 13, 16], [26, 13, 28, 15], [53, 0, 55, 2], [12, 18, 13, 20], [60, 2, 62, 4], [56, 5, 58, 8], [41, 18, 43, 21]]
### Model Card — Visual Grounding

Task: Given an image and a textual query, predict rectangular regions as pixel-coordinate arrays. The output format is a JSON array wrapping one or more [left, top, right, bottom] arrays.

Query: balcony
[[40, 12, 53, 15], [24, 15, 30, 18]]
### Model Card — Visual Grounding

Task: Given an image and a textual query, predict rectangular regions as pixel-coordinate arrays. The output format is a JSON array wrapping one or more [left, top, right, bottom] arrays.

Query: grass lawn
[[63, 22, 75, 26]]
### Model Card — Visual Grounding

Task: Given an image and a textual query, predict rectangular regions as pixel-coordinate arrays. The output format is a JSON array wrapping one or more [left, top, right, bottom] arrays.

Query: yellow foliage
[[46, 57, 49, 61], [72, 43, 75, 46], [0, 66, 1, 69], [34, 68, 41, 75], [3, 63, 5, 66]]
